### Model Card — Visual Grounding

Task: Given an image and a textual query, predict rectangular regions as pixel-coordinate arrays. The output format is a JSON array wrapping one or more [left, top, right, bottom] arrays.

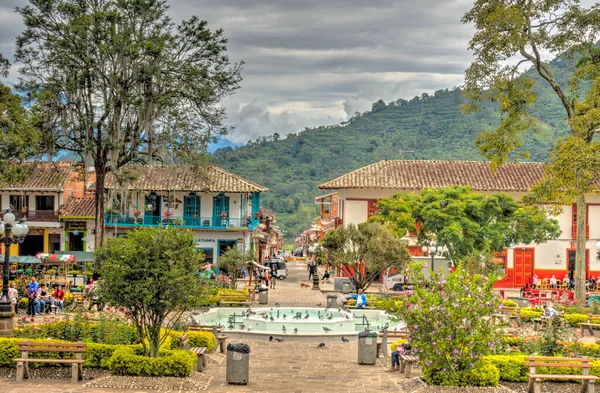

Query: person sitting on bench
[[346, 288, 367, 309], [321, 267, 332, 283], [388, 342, 411, 372]]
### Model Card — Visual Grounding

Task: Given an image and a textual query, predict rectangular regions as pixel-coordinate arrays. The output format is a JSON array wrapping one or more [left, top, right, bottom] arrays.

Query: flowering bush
[[395, 262, 501, 386]]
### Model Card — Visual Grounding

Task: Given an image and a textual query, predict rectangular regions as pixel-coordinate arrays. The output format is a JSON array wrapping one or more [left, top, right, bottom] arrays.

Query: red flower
[[106, 306, 111, 310], [30, 318, 34, 323]]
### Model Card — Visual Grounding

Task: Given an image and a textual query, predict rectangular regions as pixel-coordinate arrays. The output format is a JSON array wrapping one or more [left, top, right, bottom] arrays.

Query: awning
[[2, 255, 41, 264], [56, 251, 94, 262], [35, 253, 76, 263]]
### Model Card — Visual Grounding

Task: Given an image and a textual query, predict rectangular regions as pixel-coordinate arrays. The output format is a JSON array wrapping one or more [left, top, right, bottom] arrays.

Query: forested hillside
[[212, 58, 574, 240]]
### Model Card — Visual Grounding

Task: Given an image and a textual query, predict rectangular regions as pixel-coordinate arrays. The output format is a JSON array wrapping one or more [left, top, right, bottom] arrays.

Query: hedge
[[168, 330, 216, 352], [564, 313, 588, 327], [107, 346, 196, 377], [486, 355, 600, 381], [520, 308, 542, 322], [422, 360, 499, 387], [502, 300, 518, 308]]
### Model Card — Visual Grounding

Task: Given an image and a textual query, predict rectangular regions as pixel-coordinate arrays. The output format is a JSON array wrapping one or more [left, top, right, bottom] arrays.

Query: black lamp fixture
[[0, 206, 29, 315]]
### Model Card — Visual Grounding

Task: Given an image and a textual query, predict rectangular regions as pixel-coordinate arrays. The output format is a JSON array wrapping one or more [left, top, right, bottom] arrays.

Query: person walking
[[270, 267, 277, 289], [26, 276, 39, 316]]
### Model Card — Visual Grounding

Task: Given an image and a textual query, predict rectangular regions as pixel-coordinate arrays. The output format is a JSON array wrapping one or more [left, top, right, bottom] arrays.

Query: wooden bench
[[377, 330, 408, 358], [580, 315, 600, 337], [188, 325, 229, 353], [219, 293, 251, 307], [526, 356, 599, 393], [400, 355, 418, 378], [179, 333, 208, 372], [492, 307, 521, 326], [14, 341, 86, 383]]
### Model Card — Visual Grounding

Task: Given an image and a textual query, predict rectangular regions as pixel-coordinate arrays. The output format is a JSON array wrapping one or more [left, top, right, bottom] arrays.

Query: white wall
[[345, 200, 368, 226]]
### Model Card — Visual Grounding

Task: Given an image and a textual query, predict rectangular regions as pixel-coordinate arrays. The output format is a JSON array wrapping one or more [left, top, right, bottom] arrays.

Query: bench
[[526, 356, 599, 393], [492, 307, 521, 326], [14, 341, 86, 383], [219, 293, 251, 307], [580, 315, 600, 337], [400, 355, 418, 378], [188, 325, 229, 353], [179, 333, 208, 372]]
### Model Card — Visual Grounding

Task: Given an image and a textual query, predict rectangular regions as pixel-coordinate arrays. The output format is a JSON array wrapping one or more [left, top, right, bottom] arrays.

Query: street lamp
[[0, 207, 29, 336], [422, 243, 444, 270]]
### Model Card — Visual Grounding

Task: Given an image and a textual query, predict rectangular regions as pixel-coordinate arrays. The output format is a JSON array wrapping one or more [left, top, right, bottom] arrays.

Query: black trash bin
[[226, 343, 251, 385]]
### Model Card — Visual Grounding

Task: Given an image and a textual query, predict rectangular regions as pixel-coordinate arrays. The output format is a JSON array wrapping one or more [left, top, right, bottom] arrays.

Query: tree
[[0, 55, 42, 184], [15, 0, 243, 253], [95, 227, 207, 357], [218, 246, 254, 288], [462, 0, 600, 300], [319, 222, 410, 291], [397, 262, 501, 386], [371, 186, 561, 266]]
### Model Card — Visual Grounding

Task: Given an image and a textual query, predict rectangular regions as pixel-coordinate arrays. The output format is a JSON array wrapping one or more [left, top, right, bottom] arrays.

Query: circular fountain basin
[[192, 307, 404, 337]]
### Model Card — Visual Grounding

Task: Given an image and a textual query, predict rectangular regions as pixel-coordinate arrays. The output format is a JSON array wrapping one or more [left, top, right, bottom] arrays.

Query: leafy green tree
[[371, 186, 560, 266], [320, 222, 410, 291], [95, 227, 207, 358], [462, 0, 600, 300], [397, 262, 501, 386], [218, 246, 253, 288], [15, 0, 242, 251]]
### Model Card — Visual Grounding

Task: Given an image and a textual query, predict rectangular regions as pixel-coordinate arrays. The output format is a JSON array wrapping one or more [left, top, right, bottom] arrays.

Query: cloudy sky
[[0, 0, 592, 147]]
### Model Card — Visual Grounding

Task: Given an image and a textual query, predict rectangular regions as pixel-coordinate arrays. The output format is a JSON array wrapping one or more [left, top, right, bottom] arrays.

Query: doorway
[[513, 248, 534, 288], [567, 249, 590, 279], [68, 231, 84, 251], [145, 192, 161, 225]]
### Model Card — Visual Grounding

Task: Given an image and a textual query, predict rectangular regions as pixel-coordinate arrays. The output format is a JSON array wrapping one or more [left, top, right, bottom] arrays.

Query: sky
[[0, 0, 594, 148]]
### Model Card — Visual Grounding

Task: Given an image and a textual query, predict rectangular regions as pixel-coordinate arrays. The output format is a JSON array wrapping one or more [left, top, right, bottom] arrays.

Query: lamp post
[[422, 243, 444, 270], [0, 207, 29, 337]]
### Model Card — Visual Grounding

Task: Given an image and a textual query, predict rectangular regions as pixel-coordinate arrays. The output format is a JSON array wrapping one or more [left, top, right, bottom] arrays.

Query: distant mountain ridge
[[210, 57, 574, 239]]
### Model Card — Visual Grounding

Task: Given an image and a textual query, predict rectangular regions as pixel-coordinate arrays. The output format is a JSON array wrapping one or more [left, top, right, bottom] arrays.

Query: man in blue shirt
[[27, 276, 39, 316], [346, 288, 367, 309]]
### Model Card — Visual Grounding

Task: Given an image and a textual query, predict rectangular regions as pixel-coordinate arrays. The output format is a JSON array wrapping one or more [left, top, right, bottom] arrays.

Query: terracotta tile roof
[[59, 194, 95, 218], [106, 165, 268, 193], [318, 160, 546, 192], [0, 162, 76, 191]]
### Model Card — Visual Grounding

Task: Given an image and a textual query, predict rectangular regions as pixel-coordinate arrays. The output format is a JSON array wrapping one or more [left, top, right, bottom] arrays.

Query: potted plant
[[133, 209, 142, 218], [164, 210, 173, 219]]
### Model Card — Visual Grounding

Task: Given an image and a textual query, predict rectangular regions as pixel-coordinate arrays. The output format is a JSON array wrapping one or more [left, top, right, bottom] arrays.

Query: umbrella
[[249, 260, 269, 270]]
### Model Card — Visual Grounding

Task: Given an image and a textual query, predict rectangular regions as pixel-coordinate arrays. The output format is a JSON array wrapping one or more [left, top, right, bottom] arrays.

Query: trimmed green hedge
[[107, 346, 196, 377], [486, 355, 600, 381], [564, 313, 588, 327], [520, 308, 542, 322], [422, 360, 499, 387], [502, 300, 518, 308]]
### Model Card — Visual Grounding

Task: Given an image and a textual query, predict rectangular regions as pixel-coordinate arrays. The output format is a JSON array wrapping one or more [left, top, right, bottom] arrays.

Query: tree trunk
[[93, 166, 106, 271], [575, 194, 587, 301]]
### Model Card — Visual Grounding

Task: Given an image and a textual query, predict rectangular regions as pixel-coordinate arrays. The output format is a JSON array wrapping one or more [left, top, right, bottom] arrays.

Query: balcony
[[105, 214, 255, 230], [10, 210, 59, 222]]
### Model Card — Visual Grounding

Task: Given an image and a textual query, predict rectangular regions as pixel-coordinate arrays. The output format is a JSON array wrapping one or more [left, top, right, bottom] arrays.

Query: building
[[318, 159, 600, 288], [104, 165, 267, 266], [0, 162, 88, 257], [253, 208, 283, 262]]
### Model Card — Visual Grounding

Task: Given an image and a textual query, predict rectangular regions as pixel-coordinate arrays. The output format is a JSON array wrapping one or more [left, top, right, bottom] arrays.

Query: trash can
[[259, 288, 268, 304], [357, 331, 378, 365], [226, 343, 251, 385], [517, 297, 530, 308], [327, 294, 338, 308], [342, 282, 351, 294]]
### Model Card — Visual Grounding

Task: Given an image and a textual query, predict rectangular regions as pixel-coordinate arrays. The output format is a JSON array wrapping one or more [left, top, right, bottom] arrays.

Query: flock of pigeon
[[268, 336, 351, 346]]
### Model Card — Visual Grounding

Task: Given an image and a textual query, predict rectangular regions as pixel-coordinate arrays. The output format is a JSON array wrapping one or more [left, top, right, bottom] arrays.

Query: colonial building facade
[[318, 159, 600, 289]]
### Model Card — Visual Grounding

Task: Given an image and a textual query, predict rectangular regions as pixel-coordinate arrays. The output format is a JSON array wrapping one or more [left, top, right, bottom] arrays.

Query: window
[[35, 195, 55, 211], [9, 195, 27, 210]]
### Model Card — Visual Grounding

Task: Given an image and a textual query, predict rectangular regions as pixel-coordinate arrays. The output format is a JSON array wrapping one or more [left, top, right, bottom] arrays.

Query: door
[[567, 249, 590, 279], [183, 193, 200, 226], [213, 194, 230, 227], [513, 248, 534, 287], [144, 192, 161, 225]]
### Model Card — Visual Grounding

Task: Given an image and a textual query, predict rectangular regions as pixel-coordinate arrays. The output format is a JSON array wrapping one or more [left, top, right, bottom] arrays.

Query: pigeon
[[270, 316, 274, 322], [282, 325, 287, 333], [274, 338, 284, 342], [316, 343, 326, 348], [345, 315, 350, 320], [228, 324, 234, 330], [327, 315, 333, 320], [322, 327, 332, 332], [316, 303, 322, 306], [303, 314, 310, 320], [283, 314, 287, 319], [247, 327, 252, 331], [293, 328, 298, 334], [239, 323, 245, 329], [341, 336, 349, 343], [274, 303, 280, 307], [269, 335, 274, 341]]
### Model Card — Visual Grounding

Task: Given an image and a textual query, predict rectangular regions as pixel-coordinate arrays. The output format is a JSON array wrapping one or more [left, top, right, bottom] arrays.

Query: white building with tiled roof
[[319, 159, 600, 289], [104, 165, 268, 266]]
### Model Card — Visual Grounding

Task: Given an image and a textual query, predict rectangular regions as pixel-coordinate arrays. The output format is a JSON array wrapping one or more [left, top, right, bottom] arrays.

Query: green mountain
[[212, 58, 574, 241]]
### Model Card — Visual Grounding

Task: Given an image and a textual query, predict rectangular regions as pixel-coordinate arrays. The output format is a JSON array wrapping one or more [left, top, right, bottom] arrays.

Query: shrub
[[520, 308, 542, 322], [0, 338, 20, 367], [485, 355, 528, 382], [18, 298, 28, 309], [423, 360, 499, 387], [107, 346, 196, 377], [565, 313, 588, 327], [502, 300, 518, 308], [84, 343, 121, 368], [397, 262, 500, 385]]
